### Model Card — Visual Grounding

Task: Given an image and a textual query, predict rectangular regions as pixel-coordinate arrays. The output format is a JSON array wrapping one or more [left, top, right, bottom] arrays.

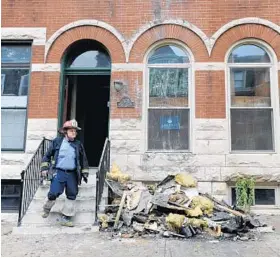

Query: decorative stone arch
[[210, 18, 280, 54], [129, 23, 209, 62], [45, 23, 126, 63], [211, 24, 280, 62], [128, 19, 210, 59]]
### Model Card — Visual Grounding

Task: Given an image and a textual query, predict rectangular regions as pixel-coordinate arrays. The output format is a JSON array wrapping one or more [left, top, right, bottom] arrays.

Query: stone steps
[[27, 197, 96, 213], [20, 211, 96, 226], [36, 185, 96, 199], [12, 167, 108, 234]]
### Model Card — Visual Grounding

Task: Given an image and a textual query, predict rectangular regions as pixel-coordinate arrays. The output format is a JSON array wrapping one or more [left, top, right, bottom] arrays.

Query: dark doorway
[[65, 75, 110, 167]]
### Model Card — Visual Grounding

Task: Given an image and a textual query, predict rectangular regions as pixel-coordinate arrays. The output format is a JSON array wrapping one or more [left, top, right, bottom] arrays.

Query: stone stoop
[[12, 168, 107, 235]]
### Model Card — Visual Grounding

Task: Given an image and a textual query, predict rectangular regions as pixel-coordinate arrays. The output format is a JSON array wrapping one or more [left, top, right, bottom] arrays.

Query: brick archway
[[128, 24, 209, 63], [211, 24, 280, 61], [46, 26, 126, 63]]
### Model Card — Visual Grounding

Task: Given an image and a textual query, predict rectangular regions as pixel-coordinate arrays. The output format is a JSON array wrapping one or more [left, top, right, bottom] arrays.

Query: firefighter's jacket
[[40, 136, 89, 185]]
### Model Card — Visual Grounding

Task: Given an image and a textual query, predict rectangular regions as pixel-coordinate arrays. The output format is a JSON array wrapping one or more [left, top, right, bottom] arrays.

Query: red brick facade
[[2, 0, 280, 120]]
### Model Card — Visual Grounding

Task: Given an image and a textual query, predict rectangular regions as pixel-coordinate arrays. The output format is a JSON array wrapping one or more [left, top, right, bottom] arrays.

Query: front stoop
[[12, 168, 106, 235]]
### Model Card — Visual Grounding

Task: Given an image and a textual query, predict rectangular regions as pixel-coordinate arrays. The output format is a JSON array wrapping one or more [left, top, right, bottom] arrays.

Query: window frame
[[226, 40, 278, 153], [1, 42, 32, 152], [228, 185, 280, 209], [144, 41, 194, 153]]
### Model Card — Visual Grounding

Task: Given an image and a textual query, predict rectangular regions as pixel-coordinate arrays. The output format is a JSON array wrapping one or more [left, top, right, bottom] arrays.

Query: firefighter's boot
[[60, 215, 74, 227], [60, 198, 76, 227], [42, 199, 55, 218]]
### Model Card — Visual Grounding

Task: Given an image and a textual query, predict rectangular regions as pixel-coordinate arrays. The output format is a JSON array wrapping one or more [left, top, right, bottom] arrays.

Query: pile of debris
[[98, 164, 274, 241]]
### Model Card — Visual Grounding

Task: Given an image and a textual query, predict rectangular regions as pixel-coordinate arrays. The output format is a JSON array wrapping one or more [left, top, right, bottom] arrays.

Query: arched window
[[228, 43, 274, 151], [65, 40, 111, 70], [147, 44, 191, 150]]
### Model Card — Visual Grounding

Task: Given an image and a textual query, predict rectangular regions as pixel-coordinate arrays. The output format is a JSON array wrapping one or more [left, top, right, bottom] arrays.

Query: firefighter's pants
[[45, 169, 78, 216]]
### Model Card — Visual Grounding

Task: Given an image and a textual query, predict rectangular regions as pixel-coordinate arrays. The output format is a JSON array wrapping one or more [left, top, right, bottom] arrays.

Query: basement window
[[231, 187, 277, 206], [1, 180, 21, 213]]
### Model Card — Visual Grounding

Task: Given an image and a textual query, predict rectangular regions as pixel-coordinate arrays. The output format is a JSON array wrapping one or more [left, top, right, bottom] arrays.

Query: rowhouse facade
[[2, 0, 280, 215]]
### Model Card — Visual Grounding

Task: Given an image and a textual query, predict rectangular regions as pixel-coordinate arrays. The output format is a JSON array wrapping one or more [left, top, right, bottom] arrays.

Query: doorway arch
[[59, 39, 111, 167]]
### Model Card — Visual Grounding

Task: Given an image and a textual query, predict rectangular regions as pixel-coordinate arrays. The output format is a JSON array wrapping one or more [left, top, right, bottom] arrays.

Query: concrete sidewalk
[[2, 215, 280, 257]]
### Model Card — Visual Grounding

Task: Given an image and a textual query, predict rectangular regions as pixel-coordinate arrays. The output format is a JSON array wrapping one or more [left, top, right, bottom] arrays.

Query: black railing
[[95, 138, 110, 222], [17, 137, 52, 226]]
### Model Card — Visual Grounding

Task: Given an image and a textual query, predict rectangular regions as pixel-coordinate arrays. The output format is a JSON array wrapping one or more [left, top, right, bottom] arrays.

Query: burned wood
[[200, 193, 232, 209], [216, 204, 245, 218], [113, 191, 127, 230]]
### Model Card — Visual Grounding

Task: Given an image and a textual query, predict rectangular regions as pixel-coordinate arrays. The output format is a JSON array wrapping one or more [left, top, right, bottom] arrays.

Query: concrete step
[[35, 185, 96, 199], [28, 198, 96, 213], [34, 186, 108, 199], [21, 211, 96, 225], [12, 224, 99, 235]]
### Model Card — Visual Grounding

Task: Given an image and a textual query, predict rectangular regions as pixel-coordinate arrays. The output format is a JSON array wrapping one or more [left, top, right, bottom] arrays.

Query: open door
[[59, 39, 111, 167]]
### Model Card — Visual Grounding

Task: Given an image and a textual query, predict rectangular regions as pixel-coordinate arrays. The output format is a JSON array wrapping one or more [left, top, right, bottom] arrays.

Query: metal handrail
[[17, 137, 52, 226], [95, 138, 110, 223]]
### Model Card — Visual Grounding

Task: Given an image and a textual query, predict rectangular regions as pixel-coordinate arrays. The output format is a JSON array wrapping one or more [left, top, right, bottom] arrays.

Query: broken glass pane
[[230, 68, 271, 107], [148, 45, 189, 64], [231, 109, 273, 151], [149, 68, 188, 107], [1, 69, 30, 96], [228, 44, 270, 63], [148, 109, 189, 150]]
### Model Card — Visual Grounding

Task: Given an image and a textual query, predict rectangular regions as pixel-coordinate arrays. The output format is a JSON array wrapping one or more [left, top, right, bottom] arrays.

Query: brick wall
[[2, 0, 280, 121], [196, 71, 226, 119], [2, 0, 280, 38]]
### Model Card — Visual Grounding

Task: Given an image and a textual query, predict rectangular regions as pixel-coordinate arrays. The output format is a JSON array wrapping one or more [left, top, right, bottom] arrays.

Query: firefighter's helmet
[[61, 119, 81, 131]]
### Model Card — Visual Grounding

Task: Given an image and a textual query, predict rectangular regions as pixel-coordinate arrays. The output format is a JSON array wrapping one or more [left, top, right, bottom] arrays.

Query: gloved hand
[[41, 170, 48, 179], [82, 172, 89, 183]]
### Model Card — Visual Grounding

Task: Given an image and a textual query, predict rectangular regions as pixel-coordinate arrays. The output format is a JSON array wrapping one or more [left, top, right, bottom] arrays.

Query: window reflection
[[148, 45, 189, 64], [69, 50, 110, 68], [1, 46, 31, 63], [231, 68, 271, 107], [228, 44, 270, 63]]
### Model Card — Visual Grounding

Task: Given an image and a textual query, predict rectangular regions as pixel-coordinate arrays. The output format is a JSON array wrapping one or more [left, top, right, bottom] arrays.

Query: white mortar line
[[112, 63, 144, 71], [31, 63, 61, 72], [194, 62, 226, 71]]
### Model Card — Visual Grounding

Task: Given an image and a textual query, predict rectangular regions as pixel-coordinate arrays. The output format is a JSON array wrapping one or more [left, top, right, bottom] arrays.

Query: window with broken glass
[[1, 44, 31, 150], [147, 45, 190, 150], [228, 44, 274, 151]]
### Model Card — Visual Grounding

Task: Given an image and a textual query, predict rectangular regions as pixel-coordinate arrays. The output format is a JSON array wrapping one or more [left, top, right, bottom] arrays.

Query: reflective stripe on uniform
[[41, 162, 49, 168]]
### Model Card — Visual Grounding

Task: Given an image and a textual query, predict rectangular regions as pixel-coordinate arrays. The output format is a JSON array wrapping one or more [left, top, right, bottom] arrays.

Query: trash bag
[[106, 163, 131, 183], [175, 173, 197, 188], [191, 196, 214, 215]]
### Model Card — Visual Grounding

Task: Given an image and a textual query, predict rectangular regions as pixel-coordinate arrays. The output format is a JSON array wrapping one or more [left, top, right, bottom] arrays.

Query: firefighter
[[40, 119, 89, 227]]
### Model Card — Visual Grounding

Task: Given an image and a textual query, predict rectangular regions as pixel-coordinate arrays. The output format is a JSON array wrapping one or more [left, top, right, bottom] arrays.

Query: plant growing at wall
[[235, 177, 255, 212]]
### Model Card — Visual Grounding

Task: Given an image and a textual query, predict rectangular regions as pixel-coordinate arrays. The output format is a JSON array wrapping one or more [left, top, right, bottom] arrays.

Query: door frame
[[58, 53, 111, 132]]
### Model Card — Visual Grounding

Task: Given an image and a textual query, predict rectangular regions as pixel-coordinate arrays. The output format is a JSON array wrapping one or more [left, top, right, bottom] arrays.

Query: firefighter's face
[[66, 128, 77, 139]]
